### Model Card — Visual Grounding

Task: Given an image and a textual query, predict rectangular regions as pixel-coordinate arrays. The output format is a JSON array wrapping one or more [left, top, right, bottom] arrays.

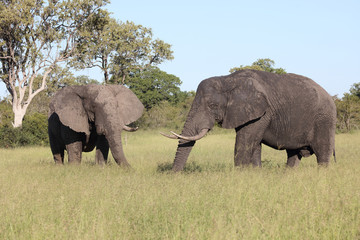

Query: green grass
[[0, 129, 359, 239]]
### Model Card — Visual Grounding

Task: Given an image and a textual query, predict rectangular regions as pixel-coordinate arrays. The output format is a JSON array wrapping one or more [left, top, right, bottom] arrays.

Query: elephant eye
[[209, 103, 218, 109]]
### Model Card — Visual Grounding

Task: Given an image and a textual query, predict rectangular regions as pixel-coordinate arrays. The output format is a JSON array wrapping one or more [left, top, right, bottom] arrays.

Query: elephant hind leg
[[286, 149, 302, 167], [312, 121, 336, 166], [312, 144, 333, 166]]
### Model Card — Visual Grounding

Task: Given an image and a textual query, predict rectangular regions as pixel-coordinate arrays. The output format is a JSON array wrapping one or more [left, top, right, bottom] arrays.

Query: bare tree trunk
[[12, 105, 28, 128]]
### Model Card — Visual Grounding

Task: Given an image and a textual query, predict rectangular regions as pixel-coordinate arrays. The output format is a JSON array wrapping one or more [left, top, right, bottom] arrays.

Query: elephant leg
[[50, 143, 65, 164], [95, 135, 109, 165], [312, 121, 335, 166], [286, 149, 302, 167], [234, 130, 262, 167], [313, 144, 332, 166], [234, 118, 268, 167], [49, 135, 65, 164], [53, 152, 65, 164], [66, 141, 82, 164]]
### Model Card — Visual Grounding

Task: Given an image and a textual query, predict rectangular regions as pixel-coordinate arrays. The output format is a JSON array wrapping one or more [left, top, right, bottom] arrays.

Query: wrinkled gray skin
[[166, 69, 336, 171], [48, 84, 144, 166]]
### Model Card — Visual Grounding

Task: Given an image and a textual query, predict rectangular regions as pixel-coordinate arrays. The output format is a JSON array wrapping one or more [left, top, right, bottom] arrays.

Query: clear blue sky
[[1, 0, 359, 97]]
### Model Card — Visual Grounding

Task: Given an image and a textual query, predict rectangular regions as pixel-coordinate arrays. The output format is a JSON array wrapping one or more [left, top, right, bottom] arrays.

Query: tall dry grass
[[0, 129, 359, 239]]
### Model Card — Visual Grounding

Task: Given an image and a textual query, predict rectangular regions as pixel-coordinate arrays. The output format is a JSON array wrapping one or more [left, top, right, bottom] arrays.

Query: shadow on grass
[[157, 161, 235, 173], [157, 162, 203, 173]]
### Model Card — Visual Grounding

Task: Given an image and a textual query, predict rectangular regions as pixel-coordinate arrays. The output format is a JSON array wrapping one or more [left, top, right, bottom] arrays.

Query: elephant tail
[[333, 149, 336, 163]]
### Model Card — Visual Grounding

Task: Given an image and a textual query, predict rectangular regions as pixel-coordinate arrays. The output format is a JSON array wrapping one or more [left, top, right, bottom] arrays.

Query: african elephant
[[48, 84, 144, 166], [162, 69, 336, 171]]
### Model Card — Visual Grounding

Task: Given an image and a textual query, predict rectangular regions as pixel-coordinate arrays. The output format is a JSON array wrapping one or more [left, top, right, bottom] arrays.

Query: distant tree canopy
[[127, 67, 191, 110], [335, 83, 360, 132], [230, 58, 286, 74]]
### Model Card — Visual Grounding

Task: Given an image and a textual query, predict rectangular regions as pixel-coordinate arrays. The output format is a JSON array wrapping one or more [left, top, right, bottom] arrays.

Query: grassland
[[0, 129, 359, 239]]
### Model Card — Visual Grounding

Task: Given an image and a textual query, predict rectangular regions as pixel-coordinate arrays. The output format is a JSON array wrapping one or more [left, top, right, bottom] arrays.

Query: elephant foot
[[53, 153, 64, 165]]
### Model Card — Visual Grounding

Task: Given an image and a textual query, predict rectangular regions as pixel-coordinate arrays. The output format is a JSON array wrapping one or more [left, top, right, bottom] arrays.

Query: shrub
[[0, 113, 48, 148]]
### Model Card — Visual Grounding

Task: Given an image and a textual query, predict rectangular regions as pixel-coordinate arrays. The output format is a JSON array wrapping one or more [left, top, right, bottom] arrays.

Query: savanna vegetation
[[0, 1, 359, 238], [0, 130, 359, 239]]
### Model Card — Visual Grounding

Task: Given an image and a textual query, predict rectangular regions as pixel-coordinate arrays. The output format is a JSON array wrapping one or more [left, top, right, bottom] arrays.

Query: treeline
[[0, 68, 359, 147], [0, 67, 195, 147]]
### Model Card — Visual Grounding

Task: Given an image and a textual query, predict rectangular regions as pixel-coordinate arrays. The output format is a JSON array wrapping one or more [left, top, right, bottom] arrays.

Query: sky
[[1, 0, 359, 97]]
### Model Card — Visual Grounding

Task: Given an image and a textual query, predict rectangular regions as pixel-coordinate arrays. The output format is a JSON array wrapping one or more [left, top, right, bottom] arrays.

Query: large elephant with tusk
[[48, 84, 144, 166], [162, 69, 336, 171]]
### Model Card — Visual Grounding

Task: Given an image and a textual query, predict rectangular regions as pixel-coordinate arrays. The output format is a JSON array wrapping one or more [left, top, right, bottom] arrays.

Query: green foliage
[[109, 21, 174, 84], [0, 0, 109, 127], [0, 98, 13, 126], [335, 89, 360, 132], [139, 98, 194, 130], [128, 67, 184, 109], [22, 112, 49, 146], [72, 16, 174, 84], [230, 58, 286, 74], [0, 132, 359, 239], [0, 112, 48, 148]]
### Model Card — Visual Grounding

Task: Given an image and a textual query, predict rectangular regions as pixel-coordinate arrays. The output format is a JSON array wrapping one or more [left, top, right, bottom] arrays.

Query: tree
[[109, 21, 174, 85], [335, 83, 360, 132], [27, 67, 98, 116], [0, 0, 108, 127], [230, 58, 286, 74], [127, 67, 184, 109], [71, 18, 174, 85], [349, 83, 360, 98]]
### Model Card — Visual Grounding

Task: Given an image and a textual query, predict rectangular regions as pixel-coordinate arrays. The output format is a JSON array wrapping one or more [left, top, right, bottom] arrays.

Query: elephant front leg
[[234, 130, 262, 167], [66, 141, 83, 164], [53, 152, 65, 164], [49, 133, 65, 164], [95, 135, 109, 165]]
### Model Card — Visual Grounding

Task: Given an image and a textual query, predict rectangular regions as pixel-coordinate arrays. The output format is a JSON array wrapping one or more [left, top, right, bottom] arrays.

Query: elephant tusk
[[170, 128, 209, 141], [123, 125, 138, 132], [160, 132, 179, 139]]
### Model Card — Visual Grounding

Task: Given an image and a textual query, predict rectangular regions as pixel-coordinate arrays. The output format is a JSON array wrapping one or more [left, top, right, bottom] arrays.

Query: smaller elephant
[[48, 84, 144, 166]]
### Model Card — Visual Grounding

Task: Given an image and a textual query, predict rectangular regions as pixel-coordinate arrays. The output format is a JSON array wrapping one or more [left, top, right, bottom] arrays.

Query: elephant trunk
[[106, 130, 130, 168], [172, 127, 197, 172], [171, 110, 213, 171]]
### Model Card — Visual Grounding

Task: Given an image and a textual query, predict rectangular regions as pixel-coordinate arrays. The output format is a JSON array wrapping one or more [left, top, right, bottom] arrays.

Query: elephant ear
[[50, 87, 90, 135], [222, 78, 268, 129], [95, 85, 144, 127], [113, 85, 144, 125]]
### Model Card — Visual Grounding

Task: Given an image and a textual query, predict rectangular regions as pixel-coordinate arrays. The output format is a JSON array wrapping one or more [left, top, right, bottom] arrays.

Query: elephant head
[[49, 84, 144, 166], [162, 71, 268, 171]]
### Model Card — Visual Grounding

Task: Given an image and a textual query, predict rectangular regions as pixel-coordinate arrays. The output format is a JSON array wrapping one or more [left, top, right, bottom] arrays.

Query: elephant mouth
[[160, 128, 209, 141]]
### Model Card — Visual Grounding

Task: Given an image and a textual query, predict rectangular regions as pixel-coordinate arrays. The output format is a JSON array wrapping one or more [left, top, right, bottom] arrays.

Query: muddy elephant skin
[[48, 84, 144, 166]]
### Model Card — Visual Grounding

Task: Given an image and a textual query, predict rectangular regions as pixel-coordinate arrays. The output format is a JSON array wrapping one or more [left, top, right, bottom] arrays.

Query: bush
[[0, 113, 48, 148], [22, 112, 49, 146], [138, 98, 193, 130]]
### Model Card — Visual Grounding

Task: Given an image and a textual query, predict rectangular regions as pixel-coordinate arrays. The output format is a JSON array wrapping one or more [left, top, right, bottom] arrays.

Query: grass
[[0, 129, 359, 239]]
